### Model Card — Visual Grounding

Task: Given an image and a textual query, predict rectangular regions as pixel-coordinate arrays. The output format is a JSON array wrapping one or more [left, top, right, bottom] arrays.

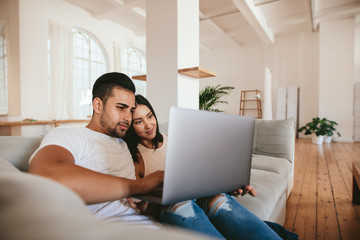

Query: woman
[[125, 94, 298, 240]]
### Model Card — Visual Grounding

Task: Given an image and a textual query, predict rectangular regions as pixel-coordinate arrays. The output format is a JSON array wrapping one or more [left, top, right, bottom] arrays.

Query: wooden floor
[[284, 138, 360, 240]]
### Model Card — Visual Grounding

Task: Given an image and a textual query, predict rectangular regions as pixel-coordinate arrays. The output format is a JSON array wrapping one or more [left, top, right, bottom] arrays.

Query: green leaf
[[199, 84, 234, 112]]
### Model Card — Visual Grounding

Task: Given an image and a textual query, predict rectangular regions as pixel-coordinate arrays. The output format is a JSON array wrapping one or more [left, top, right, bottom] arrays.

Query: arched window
[[0, 24, 8, 115], [122, 48, 146, 96], [73, 28, 109, 118]]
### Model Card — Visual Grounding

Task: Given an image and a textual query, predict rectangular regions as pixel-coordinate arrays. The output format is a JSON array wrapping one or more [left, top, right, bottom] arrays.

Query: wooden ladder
[[239, 90, 262, 119]]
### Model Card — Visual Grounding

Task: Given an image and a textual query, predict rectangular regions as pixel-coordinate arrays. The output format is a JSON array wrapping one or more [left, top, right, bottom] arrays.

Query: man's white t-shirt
[[29, 127, 150, 223]]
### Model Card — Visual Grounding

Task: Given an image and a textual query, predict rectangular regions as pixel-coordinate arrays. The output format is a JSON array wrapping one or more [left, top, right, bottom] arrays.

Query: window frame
[[121, 47, 147, 96], [72, 27, 110, 119]]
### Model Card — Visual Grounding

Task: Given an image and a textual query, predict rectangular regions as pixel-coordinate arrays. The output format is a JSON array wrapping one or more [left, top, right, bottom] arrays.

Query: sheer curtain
[[49, 21, 74, 119], [0, 20, 8, 115], [113, 41, 122, 71], [263, 67, 273, 120]]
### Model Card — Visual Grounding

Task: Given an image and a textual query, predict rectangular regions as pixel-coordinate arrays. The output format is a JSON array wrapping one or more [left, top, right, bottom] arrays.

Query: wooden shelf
[[131, 66, 217, 81], [239, 90, 262, 119], [132, 75, 146, 81], [178, 67, 217, 78], [0, 119, 90, 128]]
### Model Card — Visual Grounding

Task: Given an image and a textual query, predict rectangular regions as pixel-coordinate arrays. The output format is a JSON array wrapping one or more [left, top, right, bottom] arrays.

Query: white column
[[319, 19, 355, 142], [146, 0, 199, 123], [19, 0, 50, 136]]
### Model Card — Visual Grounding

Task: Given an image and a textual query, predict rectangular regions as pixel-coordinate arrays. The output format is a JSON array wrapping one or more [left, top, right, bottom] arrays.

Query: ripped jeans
[[158, 193, 282, 240]]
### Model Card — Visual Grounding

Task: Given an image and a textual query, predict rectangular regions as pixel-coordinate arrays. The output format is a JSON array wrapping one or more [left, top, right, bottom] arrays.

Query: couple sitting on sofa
[[29, 72, 297, 240]]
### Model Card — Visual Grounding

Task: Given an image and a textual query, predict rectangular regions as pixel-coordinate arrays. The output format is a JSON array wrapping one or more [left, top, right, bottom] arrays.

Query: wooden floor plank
[[291, 143, 317, 239], [316, 144, 340, 240], [284, 139, 360, 240], [324, 144, 360, 240]]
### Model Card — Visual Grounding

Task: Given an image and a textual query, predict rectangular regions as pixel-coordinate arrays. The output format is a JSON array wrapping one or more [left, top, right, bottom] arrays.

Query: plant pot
[[312, 135, 324, 144], [324, 136, 332, 143]]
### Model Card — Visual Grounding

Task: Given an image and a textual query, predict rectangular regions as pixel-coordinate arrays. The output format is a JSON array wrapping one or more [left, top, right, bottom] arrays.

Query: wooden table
[[353, 161, 360, 204]]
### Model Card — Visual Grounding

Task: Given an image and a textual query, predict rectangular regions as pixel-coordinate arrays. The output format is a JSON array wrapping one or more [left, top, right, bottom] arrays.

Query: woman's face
[[132, 104, 157, 141]]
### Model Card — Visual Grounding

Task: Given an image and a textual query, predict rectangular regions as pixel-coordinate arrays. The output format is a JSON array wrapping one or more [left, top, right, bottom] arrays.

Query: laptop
[[132, 107, 255, 205]]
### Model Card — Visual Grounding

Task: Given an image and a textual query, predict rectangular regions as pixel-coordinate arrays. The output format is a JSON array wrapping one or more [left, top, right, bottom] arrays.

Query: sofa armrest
[[0, 136, 43, 172], [253, 118, 295, 164]]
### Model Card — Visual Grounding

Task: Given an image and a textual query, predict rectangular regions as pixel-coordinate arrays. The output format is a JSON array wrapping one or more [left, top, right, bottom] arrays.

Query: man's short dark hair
[[92, 72, 136, 104]]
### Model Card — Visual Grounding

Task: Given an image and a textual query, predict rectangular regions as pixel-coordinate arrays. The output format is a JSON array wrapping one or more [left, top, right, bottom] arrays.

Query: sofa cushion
[[0, 156, 20, 172], [253, 119, 295, 163], [0, 158, 211, 240], [0, 136, 43, 171], [251, 154, 291, 179], [236, 169, 287, 222]]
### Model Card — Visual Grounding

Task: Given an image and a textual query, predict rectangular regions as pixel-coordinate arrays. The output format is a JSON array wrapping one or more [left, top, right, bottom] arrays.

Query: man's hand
[[232, 185, 257, 197]]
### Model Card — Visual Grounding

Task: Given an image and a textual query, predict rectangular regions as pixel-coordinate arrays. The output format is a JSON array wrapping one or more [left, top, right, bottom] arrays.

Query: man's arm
[[29, 145, 163, 204]]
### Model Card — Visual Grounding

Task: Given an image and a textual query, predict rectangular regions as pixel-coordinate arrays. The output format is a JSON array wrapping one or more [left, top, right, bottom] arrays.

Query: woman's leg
[[196, 194, 282, 240], [157, 200, 225, 239]]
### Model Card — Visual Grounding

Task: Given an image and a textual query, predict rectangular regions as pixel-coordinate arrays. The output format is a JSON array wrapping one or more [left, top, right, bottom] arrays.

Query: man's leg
[[196, 194, 282, 240], [158, 200, 225, 239]]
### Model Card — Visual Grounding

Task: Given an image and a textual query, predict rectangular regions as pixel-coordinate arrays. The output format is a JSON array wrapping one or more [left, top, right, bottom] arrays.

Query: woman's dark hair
[[124, 94, 163, 163], [92, 72, 136, 104]]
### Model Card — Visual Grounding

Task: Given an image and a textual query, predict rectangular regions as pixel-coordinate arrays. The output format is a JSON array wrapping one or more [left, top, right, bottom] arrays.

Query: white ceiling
[[64, 0, 360, 50]]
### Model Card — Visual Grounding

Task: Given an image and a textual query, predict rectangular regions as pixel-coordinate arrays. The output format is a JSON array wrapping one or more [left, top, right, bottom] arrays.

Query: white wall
[[2, 0, 145, 136], [200, 19, 355, 142], [47, 0, 146, 69], [265, 31, 319, 128], [2, 0, 358, 140], [319, 18, 355, 142], [200, 30, 319, 127], [200, 43, 265, 115], [19, 0, 49, 120]]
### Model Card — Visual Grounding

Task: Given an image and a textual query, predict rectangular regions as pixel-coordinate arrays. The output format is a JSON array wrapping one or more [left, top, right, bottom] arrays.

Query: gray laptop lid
[[134, 107, 255, 205]]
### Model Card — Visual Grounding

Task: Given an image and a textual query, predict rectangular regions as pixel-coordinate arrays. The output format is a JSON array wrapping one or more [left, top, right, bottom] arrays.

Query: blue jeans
[[157, 194, 283, 239]]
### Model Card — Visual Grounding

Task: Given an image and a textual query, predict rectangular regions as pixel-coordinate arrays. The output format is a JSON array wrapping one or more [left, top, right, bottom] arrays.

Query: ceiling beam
[[268, 13, 310, 32], [199, 11, 242, 48], [314, 2, 360, 24], [91, 6, 118, 20], [253, 0, 281, 7], [232, 0, 275, 45]]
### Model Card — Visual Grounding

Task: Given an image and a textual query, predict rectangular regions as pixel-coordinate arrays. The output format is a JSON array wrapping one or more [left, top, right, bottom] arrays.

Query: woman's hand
[[127, 198, 160, 217], [127, 198, 149, 213], [232, 185, 257, 197]]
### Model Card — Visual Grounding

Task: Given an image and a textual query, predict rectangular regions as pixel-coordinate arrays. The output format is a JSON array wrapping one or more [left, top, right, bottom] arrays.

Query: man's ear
[[92, 97, 103, 114]]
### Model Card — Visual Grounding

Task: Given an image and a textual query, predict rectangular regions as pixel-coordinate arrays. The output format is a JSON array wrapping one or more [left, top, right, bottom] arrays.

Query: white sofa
[[0, 137, 211, 240], [0, 118, 295, 239]]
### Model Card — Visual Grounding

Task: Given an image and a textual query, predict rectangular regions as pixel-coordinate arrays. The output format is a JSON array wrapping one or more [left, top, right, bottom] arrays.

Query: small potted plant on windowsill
[[298, 117, 327, 144]]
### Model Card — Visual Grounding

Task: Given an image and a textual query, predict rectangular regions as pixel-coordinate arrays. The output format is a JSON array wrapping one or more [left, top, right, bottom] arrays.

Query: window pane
[[0, 32, 8, 115], [121, 48, 146, 96], [73, 28, 108, 119]]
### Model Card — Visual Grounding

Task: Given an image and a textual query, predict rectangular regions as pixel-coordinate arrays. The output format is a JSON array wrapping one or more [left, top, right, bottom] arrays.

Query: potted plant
[[199, 84, 234, 112], [322, 118, 341, 143], [298, 117, 327, 144], [298, 117, 341, 144]]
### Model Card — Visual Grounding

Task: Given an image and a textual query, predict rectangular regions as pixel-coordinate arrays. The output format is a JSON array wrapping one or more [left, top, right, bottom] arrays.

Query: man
[[29, 72, 163, 222]]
